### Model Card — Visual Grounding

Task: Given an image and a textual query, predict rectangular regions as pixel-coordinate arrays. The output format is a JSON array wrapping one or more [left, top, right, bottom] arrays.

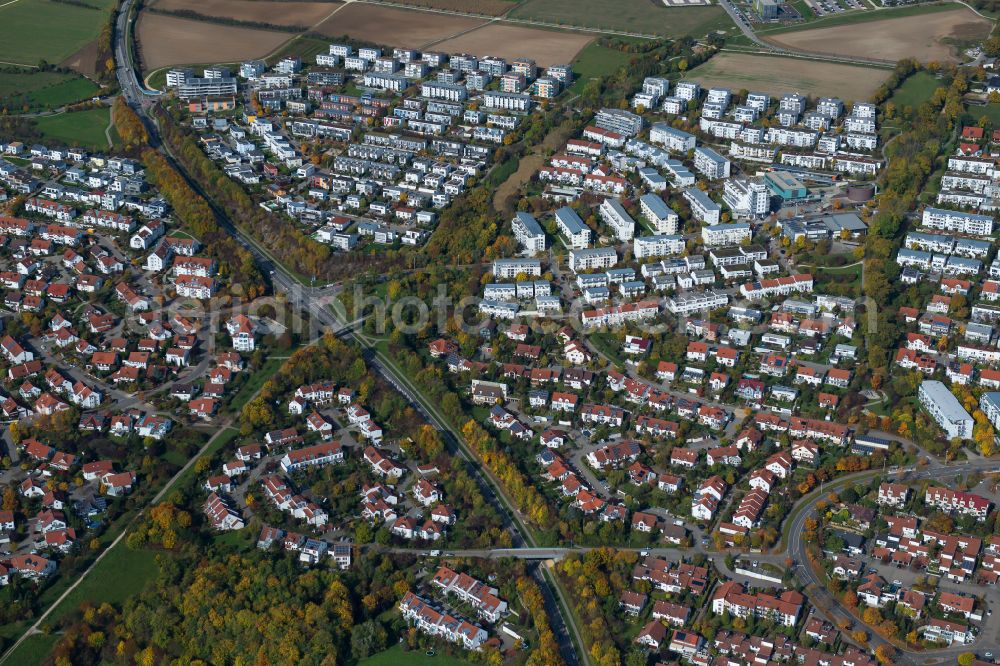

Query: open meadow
[[0, 70, 99, 111], [433, 24, 592, 66], [0, 0, 117, 65], [34, 107, 112, 150], [315, 3, 488, 48], [137, 12, 292, 69], [149, 0, 338, 27], [509, 0, 732, 38], [766, 7, 991, 63], [686, 52, 888, 101], [365, 0, 516, 15]]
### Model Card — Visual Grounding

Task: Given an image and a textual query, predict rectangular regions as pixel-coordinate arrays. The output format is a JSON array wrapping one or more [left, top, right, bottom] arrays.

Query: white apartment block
[[650, 124, 696, 153], [569, 247, 618, 272], [729, 142, 777, 163], [634, 234, 685, 259], [694, 146, 731, 179], [599, 198, 635, 241], [640, 194, 679, 234], [844, 116, 876, 134], [483, 91, 531, 111], [702, 222, 751, 247], [921, 207, 994, 236], [722, 178, 769, 218], [684, 188, 722, 225], [919, 380, 973, 440], [554, 206, 591, 249], [363, 72, 410, 92], [492, 258, 541, 280], [674, 81, 700, 101], [845, 133, 878, 151], [511, 212, 545, 254], [766, 127, 818, 148], [420, 81, 468, 102], [666, 290, 729, 315], [980, 392, 1000, 431], [940, 172, 991, 193], [948, 155, 993, 174]]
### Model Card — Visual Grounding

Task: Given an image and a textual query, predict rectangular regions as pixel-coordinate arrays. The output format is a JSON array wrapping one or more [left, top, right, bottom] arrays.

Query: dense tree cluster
[[140, 147, 265, 298]]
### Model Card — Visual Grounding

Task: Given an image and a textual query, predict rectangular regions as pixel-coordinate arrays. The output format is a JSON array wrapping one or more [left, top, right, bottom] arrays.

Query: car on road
[[985, 652, 993, 661]]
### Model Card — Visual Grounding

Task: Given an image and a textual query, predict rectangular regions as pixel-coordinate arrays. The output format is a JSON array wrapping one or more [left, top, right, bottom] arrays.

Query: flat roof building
[[919, 380, 973, 440]]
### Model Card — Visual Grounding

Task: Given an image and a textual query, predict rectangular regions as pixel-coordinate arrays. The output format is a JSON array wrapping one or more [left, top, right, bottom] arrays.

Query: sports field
[[686, 52, 888, 101], [35, 107, 112, 150], [0, 0, 117, 65], [766, 7, 991, 63], [509, 0, 733, 38], [433, 24, 592, 66], [137, 13, 292, 69]]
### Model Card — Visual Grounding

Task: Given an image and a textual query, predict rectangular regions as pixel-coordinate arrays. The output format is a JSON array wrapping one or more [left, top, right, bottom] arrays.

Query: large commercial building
[[918, 380, 973, 440]]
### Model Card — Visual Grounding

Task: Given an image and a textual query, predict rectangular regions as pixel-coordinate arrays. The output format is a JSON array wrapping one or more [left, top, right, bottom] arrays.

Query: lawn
[[967, 103, 1000, 126], [360, 644, 475, 666], [34, 107, 111, 150], [569, 41, 635, 94], [510, 0, 733, 38], [228, 356, 285, 413], [160, 427, 239, 498], [890, 71, 943, 111], [3, 634, 59, 666], [46, 546, 161, 625], [0, 0, 118, 65], [264, 35, 330, 67], [0, 70, 99, 111], [754, 1, 960, 34]]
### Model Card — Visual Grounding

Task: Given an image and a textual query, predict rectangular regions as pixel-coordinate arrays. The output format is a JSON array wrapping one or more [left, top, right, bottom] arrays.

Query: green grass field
[[264, 35, 329, 67], [510, 0, 733, 38], [34, 107, 111, 150], [3, 634, 59, 666], [46, 546, 161, 625], [228, 356, 285, 413], [890, 71, 942, 111], [569, 41, 635, 94], [967, 103, 1000, 126], [360, 645, 474, 666], [755, 1, 960, 34], [0, 70, 99, 111], [0, 0, 117, 65]]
